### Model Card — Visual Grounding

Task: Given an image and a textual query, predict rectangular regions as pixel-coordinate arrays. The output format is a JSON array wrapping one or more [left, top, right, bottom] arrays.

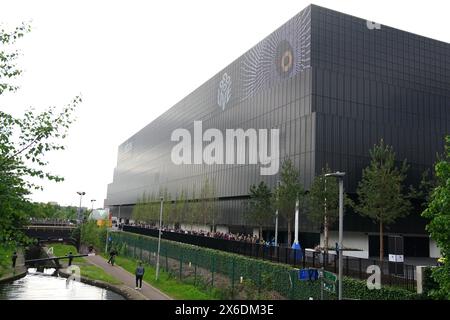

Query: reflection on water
[[27, 268, 57, 275], [0, 269, 124, 300]]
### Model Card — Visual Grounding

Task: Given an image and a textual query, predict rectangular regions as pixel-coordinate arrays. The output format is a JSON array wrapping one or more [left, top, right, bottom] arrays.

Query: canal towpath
[[0, 250, 27, 284], [84, 254, 171, 300]]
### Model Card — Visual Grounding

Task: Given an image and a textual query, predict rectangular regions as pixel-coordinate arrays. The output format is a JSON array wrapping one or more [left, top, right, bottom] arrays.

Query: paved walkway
[[85, 254, 171, 300], [0, 250, 26, 283]]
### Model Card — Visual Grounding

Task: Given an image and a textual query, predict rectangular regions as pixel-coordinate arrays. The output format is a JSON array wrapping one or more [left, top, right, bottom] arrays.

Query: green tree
[[148, 192, 159, 223], [422, 135, 450, 299], [0, 24, 80, 245], [198, 177, 217, 230], [246, 181, 273, 239], [186, 184, 199, 230], [132, 192, 146, 223], [307, 164, 340, 252], [411, 169, 436, 209], [1, 23, 30, 94], [80, 220, 107, 250], [173, 188, 187, 229], [28, 202, 78, 220], [161, 188, 172, 226], [208, 179, 218, 232], [355, 140, 411, 263], [274, 159, 304, 246]]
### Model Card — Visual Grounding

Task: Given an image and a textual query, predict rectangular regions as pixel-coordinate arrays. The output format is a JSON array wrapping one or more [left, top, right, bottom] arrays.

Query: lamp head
[[324, 171, 346, 178]]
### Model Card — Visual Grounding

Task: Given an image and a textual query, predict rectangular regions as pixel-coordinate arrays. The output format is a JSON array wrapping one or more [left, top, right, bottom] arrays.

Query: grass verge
[[48, 243, 121, 285], [0, 246, 14, 278], [104, 253, 214, 300]]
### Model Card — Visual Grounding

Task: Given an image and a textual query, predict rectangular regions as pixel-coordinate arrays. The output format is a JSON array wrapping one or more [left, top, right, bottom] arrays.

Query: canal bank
[[44, 243, 160, 299], [2, 243, 174, 300], [0, 268, 124, 300], [42, 244, 142, 300], [58, 267, 146, 300], [85, 254, 172, 300], [0, 244, 127, 300], [0, 250, 27, 285]]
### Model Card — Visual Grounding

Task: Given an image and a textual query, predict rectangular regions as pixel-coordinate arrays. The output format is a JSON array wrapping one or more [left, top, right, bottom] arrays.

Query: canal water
[[0, 268, 124, 300]]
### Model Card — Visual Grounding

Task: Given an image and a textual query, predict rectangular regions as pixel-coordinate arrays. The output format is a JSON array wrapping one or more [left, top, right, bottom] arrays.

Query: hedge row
[[110, 231, 419, 300]]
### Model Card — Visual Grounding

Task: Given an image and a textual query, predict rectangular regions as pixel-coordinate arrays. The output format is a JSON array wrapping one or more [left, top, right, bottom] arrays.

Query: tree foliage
[[274, 159, 304, 245], [246, 181, 273, 239], [307, 164, 340, 251], [28, 202, 78, 220], [422, 135, 450, 299], [186, 184, 199, 230], [197, 177, 218, 230], [355, 140, 411, 261], [0, 23, 80, 245], [0, 23, 30, 94], [173, 188, 187, 228], [80, 220, 107, 250]]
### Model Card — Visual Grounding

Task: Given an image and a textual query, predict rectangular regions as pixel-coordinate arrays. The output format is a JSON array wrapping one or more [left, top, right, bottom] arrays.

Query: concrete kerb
[[86, 254, 173, 300], [58, 267, 147, 300], [0, 251, 27, 284]]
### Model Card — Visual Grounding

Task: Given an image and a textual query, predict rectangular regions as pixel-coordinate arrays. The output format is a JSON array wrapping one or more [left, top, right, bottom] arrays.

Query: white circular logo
[[217, 73, 232, 110]]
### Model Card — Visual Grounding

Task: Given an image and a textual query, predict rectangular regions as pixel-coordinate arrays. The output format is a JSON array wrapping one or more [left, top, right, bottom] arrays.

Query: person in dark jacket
[[135, 261, 145, 290], [67, 252, 73, 266], [107, 248, 117, 266], [12, 251, 18, 268]]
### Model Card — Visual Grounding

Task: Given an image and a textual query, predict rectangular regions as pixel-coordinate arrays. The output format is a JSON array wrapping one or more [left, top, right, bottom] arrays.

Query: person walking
[[107, 248, 117, 266], [135, 261, 145, 290], [11, 251, 18, 268], [67, 252, 73, 266]]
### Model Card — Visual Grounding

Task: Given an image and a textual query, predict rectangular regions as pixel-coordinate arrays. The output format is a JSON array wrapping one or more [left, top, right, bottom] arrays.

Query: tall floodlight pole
[[155, 197, 164, 281], [324, 171, 345, 300], [324, 178, 327, 265], [77, 191, 86, 224], [274, 180, 280, 247], [293, 197, 299, 245], [91, 199, 96, 211]]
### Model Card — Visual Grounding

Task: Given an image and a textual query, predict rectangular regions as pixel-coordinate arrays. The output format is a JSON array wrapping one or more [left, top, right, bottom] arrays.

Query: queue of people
[[126, 222, 275, 246]]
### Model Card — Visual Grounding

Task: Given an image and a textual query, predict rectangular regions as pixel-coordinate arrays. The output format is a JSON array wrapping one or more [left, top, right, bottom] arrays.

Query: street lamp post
[[274, 209, 278, 246], [76, 191, 86, 224], [274, 180, 280, 247], [91, 199, 96, 211], [324, 171, 345, 300], [293, 196, 300, 246], [155, 197, 164, 281]]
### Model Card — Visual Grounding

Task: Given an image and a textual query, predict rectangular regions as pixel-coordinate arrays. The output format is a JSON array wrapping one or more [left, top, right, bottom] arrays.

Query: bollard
[[416, 266, 426, 294]]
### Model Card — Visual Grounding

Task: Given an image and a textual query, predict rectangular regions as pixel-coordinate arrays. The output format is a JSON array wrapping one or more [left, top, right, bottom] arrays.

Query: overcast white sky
[[0, 0, 449, 207]]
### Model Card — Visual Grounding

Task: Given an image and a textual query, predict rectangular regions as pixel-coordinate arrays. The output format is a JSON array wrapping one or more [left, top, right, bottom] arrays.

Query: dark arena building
[[105, 5, 449, 258]]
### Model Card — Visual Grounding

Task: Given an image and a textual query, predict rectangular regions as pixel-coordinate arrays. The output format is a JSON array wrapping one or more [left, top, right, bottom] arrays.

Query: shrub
[[111, 231, 419, 300]]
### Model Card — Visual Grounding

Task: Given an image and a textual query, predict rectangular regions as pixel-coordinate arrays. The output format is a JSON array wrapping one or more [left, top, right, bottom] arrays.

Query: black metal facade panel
[[106, 6, 315, 207], [311, 5, 450, 193], [106, 5, 449, 233]]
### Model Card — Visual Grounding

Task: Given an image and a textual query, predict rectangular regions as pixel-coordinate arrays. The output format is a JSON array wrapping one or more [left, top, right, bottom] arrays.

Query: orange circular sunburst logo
[[281, 50, 293, 72], [275, 40, 294, 78]]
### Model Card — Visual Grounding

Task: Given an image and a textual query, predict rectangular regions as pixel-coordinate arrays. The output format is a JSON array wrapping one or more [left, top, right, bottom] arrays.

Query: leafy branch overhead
[[0, 22, 80, 245], [0, 23, 31, 95], [422, 135, 450, 299], [0, 96, 81, 190]]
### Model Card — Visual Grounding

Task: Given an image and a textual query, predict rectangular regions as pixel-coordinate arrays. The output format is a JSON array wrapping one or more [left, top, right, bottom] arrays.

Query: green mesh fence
[[109, 231, 334, 300]]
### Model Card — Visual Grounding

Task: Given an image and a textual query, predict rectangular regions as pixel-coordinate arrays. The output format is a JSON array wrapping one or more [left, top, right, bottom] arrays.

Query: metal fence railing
[[122, 225, 418, 292], [110, 231, 327, 300]]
